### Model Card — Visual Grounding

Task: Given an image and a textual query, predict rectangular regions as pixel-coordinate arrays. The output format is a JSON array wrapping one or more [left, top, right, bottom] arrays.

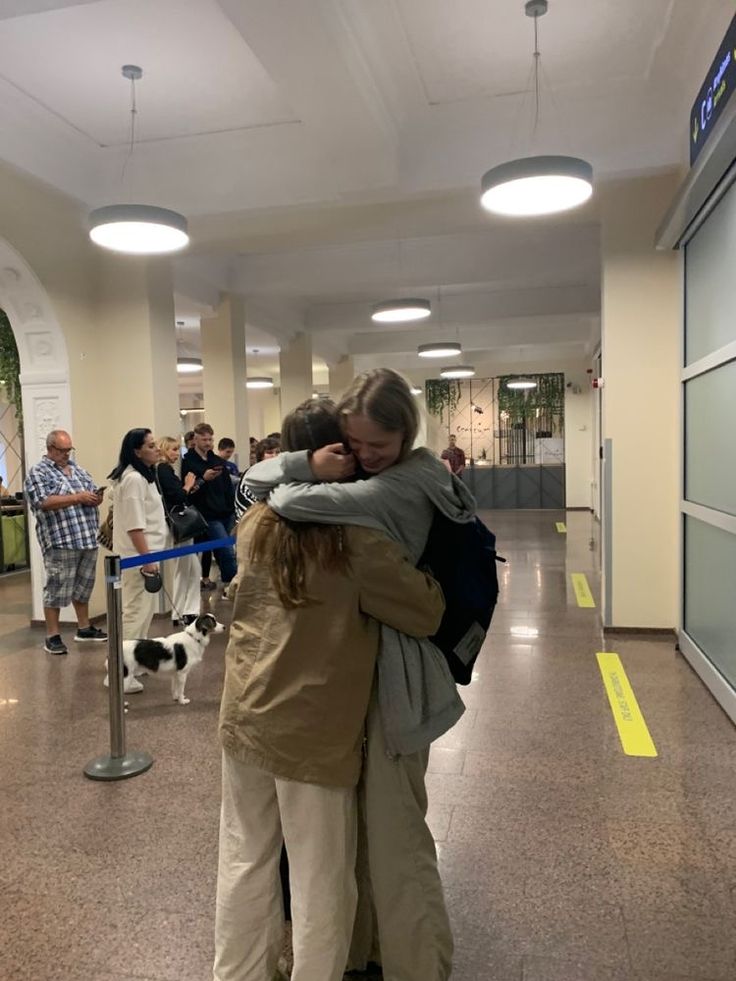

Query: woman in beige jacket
[[214, 399, 444, 981]]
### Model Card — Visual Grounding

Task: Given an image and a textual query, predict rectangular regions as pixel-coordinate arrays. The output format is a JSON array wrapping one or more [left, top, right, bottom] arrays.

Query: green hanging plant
[[425, 378, 461, 421], [0, 309, 22, 422], [498, 373, 564, 434]]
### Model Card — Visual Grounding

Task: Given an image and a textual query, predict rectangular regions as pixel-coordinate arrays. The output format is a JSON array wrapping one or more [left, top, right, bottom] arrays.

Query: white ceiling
[[0, 0, 733, 385]]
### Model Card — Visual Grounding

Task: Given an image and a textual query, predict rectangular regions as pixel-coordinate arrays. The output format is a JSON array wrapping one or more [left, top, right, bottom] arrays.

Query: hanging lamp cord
[[120, 75, 138, 183], [532, 12, 541, 136]]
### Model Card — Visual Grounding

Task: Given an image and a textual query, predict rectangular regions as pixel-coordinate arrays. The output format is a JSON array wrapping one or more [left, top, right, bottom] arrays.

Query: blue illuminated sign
[[690, 13, 736, 164]]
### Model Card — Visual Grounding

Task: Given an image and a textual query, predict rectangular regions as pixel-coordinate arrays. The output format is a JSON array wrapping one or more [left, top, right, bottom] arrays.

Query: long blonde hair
[[156, 436, 181, 475], [338, 368, 418, 462], [245, 398, 351, 608]]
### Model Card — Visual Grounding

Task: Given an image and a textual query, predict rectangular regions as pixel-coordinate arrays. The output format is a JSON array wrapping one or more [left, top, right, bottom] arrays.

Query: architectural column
[[201, 295, 249, 467], [95, 255, 180, 442], [329, 354, 354, 400], [279, 331, 312, 416], [600, 172, 682, 629]]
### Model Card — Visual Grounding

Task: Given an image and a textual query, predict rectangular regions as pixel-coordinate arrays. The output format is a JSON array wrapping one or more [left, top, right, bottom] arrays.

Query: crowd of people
[[24, 368, 476, 981]]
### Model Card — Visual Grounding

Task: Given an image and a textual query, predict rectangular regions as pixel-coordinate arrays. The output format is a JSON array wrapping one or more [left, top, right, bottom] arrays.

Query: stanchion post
[[84, 554, 154, 781]]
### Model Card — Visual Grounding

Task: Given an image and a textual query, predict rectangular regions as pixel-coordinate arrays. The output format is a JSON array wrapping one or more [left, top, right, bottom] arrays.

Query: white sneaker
[[103, 674, 144, 693]]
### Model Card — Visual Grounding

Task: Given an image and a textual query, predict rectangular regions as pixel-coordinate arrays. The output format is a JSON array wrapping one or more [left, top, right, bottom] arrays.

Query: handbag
[[155, 466, 209, 544], [166, 502, 209, 543], [97, 502, 114, 550]]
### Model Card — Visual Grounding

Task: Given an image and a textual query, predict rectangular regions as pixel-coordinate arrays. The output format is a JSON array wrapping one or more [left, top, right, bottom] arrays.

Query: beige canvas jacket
[[219, 517, 445, 788]]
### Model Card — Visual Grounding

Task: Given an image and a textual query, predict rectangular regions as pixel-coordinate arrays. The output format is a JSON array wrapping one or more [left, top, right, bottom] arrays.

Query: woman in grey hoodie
[[244, 369, 476, 981]]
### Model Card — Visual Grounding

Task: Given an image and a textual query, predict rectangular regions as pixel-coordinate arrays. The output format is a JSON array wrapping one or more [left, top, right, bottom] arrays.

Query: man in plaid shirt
[[25, 430, 108, 655]]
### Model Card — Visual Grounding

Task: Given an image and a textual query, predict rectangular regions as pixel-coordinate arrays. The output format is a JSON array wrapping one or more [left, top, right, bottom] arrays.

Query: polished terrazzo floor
[[1, 510, 735, 981]]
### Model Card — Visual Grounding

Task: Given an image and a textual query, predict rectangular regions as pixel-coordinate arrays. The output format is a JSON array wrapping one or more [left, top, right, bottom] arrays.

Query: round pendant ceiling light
[[506, 377, 537, 390], [371, 299, 431, 323], [89, 66, 190, 255], [246, 376, 274, 389], [90, 204, 189, 254], [479, 0, 593, 218], [481, 156, 593, 217], [417, 341, 462, 359], [410, 386, 423, 395], [440, 365, 475, 379], [176, 357, 202, 374]]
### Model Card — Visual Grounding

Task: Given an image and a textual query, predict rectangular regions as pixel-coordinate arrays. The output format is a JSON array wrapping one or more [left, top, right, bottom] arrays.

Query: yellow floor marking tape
[[571, 572, 595, 607], [596, 653, 658, 757], [556, 522, 567, 533]]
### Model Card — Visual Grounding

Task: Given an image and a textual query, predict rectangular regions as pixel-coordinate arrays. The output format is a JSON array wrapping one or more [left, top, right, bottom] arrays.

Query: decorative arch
[[0, 237, 73, 622]]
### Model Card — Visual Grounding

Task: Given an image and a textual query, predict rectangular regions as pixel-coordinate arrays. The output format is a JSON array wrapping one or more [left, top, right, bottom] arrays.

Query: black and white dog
[[107, 614, 225, 705]]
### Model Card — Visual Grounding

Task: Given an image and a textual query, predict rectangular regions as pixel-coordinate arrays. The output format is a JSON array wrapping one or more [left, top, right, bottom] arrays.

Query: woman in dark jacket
[[156, 436, 201, 625]]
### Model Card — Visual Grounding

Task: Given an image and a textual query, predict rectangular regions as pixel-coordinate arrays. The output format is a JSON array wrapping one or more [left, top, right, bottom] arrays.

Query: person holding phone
[[182, 422, 237, 596], [25, 429, 108, 655]]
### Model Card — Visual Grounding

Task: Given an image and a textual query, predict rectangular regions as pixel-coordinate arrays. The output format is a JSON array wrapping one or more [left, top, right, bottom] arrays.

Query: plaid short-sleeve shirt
[[25, 457, 99, 551]]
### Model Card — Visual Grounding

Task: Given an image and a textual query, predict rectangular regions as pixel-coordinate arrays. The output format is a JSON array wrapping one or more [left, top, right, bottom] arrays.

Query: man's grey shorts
[[42, 548, 98, 608]]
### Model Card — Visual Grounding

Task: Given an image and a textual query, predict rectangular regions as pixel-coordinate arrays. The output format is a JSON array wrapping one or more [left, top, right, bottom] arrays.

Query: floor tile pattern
[[1, 510, 734, 980]]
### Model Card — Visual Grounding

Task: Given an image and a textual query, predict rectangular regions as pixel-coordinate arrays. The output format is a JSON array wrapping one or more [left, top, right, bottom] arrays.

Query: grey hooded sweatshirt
[[243, 447, 477, 755]]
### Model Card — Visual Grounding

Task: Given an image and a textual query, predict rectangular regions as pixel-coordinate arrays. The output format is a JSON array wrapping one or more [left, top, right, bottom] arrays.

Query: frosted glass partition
[[684, 515, 736, 690], [685, 178, 736, 365], [685, 359, 736, 516]]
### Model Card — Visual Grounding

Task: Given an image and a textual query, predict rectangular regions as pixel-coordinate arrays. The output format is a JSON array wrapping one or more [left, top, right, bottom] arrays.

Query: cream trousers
[[214, 752, 358, 981], [166, 533, 201, 620], [120, 565, 157, 641], [349, 685, 454, 981]]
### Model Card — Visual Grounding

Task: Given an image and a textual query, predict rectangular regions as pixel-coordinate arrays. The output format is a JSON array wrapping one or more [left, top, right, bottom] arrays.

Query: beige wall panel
[[601, 172, 681, 629]]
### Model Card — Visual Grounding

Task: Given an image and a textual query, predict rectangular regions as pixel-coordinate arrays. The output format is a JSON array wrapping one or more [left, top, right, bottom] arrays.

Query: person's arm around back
[[353, 529, 445, 639]]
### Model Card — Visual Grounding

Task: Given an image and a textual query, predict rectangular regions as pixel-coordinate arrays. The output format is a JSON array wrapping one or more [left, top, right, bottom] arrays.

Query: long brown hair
[[245, 398, 350, 608]]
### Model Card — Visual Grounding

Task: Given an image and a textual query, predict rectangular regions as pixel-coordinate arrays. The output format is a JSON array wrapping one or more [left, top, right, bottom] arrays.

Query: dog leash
[[162, 580, 190, 625]]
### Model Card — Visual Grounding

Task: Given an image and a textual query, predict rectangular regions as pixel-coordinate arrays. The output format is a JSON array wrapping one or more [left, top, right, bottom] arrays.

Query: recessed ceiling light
[[410, 386, 423, 395], [246, 376, 274, 389], [440, 365, 475, 379], [371, 299, 432, 323], [417, 342, 462, 359], [176, 357, 202, 374]]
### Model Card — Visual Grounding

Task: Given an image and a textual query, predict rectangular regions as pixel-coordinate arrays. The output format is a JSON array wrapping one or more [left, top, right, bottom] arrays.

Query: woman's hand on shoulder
[[310, 443, 356, 482]]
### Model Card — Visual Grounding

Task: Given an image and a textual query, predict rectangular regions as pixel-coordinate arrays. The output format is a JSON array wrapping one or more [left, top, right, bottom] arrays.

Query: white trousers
[[214, 752, 358, 981], [167, 534, 201, 620], [120, 566, 157, 641]]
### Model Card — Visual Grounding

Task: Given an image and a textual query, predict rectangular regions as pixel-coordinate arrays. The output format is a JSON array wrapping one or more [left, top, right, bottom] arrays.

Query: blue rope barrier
[[119, 536, 236, 570]]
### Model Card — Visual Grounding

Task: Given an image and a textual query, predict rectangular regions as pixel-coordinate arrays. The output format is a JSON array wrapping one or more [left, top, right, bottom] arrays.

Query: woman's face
[[164, 444, 180, 465], [344, 414, 403, 475], [263, 448, 280, 460], [135, 432, 159, 468]]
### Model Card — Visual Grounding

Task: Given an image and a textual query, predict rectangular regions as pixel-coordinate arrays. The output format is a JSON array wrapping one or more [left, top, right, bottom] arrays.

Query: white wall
[[248, 388, 282, 440], [601, 173, 681, 629]]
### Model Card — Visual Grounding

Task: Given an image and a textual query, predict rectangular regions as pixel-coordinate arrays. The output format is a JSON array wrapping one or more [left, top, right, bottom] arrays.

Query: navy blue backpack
[[419, 513, 504, 685]]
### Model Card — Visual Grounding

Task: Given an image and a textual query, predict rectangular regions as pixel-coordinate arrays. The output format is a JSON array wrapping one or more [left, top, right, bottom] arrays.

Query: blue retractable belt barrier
[[119, 536, 236, 570]]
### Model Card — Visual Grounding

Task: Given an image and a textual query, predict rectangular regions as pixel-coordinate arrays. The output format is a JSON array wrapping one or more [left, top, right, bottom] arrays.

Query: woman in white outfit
[[108, 428, 167, 651], [156, 436, 202, 626]]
